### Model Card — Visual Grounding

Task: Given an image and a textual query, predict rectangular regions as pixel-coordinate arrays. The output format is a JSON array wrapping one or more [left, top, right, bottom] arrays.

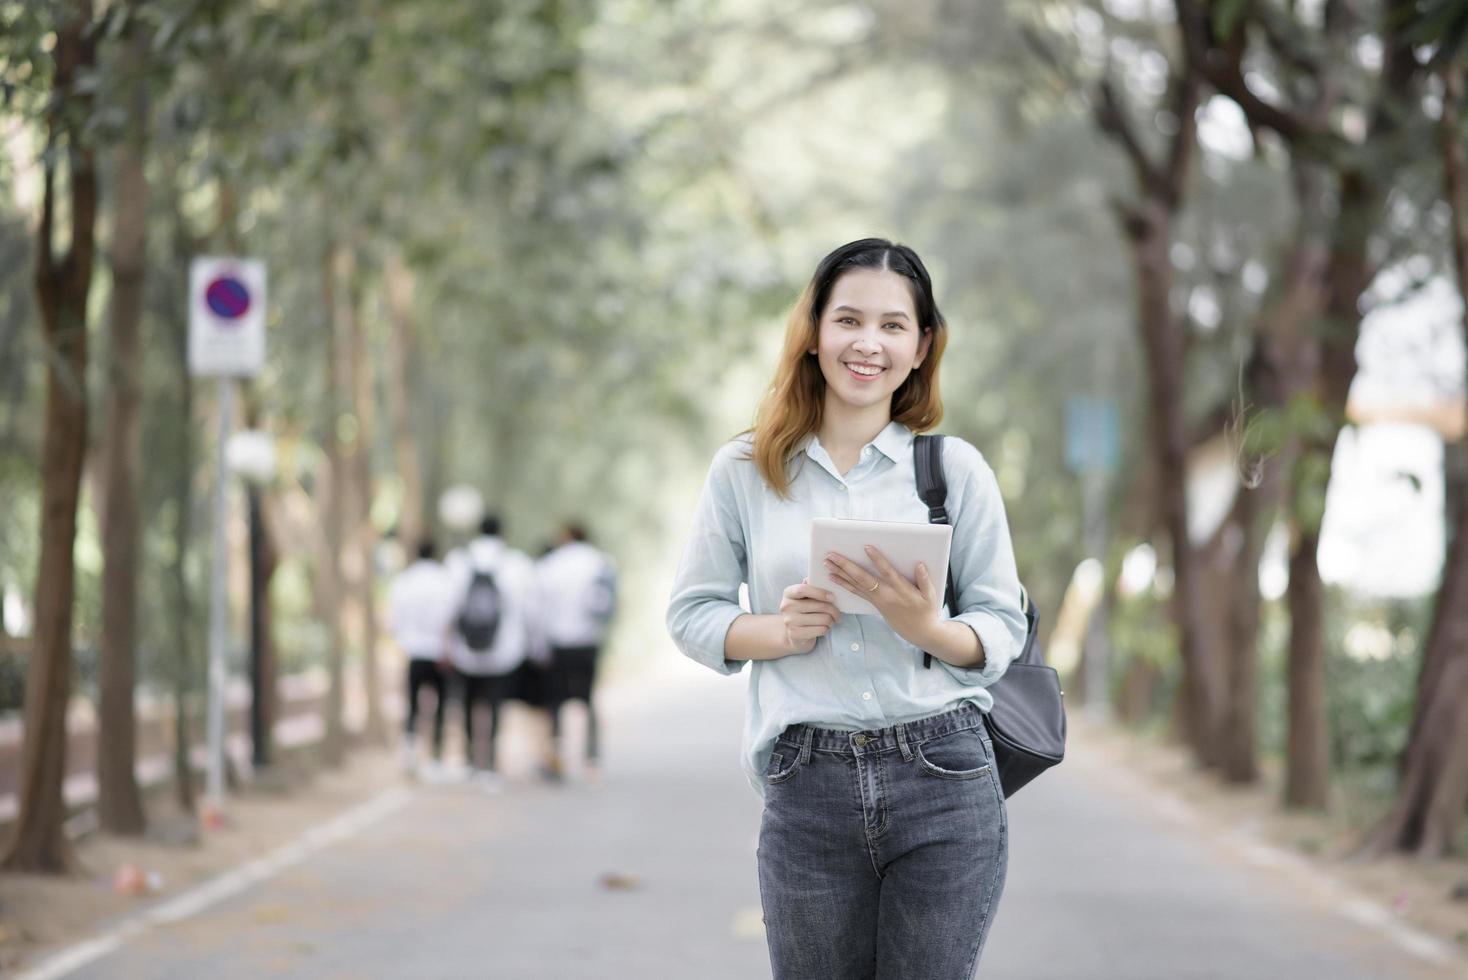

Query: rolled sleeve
[[950, 609, 1020, 685], [938, 440, 1027, 688], [667, 446, 750, 676]]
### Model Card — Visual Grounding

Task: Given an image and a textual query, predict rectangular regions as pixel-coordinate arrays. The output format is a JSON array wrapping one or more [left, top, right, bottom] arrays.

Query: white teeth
[[847, 363, 882, 376]]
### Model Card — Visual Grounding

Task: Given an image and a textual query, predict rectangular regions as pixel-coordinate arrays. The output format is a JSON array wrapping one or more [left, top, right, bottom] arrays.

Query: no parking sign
[[189, 257, 266, 377]]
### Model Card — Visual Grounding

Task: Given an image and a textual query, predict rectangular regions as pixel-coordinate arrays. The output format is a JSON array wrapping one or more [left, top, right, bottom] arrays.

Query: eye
[[838, 316, 858, 326], [883, 321, 906, 331]]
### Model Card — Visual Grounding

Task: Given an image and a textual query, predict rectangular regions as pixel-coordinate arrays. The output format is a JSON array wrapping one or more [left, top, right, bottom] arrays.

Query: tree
[[1361, 29, 1468, 856], [2, 0, 99, 873], [1175, 0, 1429, 809], [383, 252, 424, 553], [318, 237, 350, 767], [341, 245, 386, 746], [1091, 60, 1225, 768], [96, 0, 153, 837]]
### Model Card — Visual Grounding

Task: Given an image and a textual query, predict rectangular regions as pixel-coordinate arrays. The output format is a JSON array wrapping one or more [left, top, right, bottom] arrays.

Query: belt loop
[[895, 722, 913, 762], [798, 725, 814, 765]]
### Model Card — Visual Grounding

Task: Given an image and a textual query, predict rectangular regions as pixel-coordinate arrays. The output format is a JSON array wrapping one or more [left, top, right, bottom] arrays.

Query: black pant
[[405, 658, 447, 757], [548, 645, 600, 764], [459, 670, 516, 771]]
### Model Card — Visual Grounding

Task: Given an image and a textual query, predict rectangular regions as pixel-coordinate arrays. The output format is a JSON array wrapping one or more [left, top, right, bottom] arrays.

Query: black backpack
[[458, 567, 503, 652], [914, 434, 1067, 798]]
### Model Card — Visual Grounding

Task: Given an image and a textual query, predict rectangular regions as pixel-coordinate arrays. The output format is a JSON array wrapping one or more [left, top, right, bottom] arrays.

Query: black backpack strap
[[913, 435, 958, 668]]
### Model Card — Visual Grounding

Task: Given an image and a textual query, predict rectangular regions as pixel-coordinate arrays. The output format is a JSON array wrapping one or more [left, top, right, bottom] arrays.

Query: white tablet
[[809, 518, 953, 615]]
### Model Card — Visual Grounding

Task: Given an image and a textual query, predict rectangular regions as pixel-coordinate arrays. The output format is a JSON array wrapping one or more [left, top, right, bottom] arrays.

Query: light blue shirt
[[667, 421, 1027, 794]]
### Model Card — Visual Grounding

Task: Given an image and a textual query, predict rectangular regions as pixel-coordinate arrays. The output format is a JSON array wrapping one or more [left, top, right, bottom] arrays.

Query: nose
[[851, 332, 881, 356]]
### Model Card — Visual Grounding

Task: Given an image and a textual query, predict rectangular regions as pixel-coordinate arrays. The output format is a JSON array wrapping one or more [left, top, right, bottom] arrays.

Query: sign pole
[[1065, 395, 1119, 720], [189, 255, 265, 814], [206, 378, 234, 807], [1082, 465, 1111, 721]]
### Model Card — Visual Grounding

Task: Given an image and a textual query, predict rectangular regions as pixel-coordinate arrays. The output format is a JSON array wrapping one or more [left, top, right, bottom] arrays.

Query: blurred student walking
[[536, 522, 617, 779], [387, 538, 457, 777], [447, 514, 538, 791]]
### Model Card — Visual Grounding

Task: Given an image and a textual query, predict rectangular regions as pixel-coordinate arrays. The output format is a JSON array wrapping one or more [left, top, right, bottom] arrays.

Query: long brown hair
[[749, 239, 947, 497]]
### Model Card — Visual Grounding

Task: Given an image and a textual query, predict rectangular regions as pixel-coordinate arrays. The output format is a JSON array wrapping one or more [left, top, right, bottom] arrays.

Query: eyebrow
[[832, 305, 911, 321]]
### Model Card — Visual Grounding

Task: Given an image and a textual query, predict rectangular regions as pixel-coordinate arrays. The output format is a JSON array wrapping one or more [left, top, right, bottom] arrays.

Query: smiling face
[[812, 267, 932, 417]]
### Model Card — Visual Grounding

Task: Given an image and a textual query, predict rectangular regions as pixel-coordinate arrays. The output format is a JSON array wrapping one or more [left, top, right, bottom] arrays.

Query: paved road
[[41, 657, 1466, 979]]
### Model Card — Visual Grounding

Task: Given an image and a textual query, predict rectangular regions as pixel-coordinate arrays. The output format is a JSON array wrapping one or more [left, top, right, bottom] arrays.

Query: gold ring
[[867, 580, 880, 593]]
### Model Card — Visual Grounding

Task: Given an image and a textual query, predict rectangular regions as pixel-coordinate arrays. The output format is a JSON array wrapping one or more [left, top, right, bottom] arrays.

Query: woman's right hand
[[778, 579, 842, 654]]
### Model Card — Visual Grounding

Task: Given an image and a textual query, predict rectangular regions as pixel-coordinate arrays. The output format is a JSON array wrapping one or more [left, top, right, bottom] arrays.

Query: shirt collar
[[797, 420, 914, 474], [871, 420, 915, 463]]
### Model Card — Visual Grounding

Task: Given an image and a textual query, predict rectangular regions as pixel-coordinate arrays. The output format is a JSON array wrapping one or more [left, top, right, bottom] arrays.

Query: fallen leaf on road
[[598, 872, 640, 891], [253, 904, 291, 925], [199, 803, 230, 831], [112, 863, 147, 896]]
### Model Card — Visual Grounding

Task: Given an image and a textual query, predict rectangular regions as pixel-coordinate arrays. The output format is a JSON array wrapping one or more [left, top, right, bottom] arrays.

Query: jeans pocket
[[765, 746, 802, 784], [916, 728, 992, 780]]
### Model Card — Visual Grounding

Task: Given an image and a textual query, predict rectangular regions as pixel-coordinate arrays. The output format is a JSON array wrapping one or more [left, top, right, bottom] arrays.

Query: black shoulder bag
[[914, 433, 1067, 798]]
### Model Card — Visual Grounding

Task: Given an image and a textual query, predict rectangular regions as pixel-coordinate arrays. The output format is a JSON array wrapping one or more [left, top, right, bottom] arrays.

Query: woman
[[667, 238, 1027, 979]]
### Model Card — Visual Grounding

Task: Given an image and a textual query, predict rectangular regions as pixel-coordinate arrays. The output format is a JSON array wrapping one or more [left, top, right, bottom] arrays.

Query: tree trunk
[[170, 449, 196, 817], [96, 8, 150, 836], [240, 389, 282, 769], [2, 3, 98, 873], [319, 240, 348, 767], [1358, 62, 1468, 857], [1216, 211, 1328, 784], [163, 163, 199, 815], [341, 249, 385, 745], [1282, 1, 1419, 813], [1284, 525, 1329, 808], [1216, 454, 1288, 784], [1093, 71, 1219, 768], [1280, 175, 1375, 811], [1127, 198, 1223, 768], [383, 253, 424, 553], [1358, 495, 1468, 856]]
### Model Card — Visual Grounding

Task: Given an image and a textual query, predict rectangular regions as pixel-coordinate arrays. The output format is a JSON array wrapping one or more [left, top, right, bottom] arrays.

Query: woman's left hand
[[824, 546, 942, 649]]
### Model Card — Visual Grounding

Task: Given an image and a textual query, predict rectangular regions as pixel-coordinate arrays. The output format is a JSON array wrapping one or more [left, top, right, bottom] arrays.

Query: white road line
[[1150, 786, 1462, 969], [13, 786, 416, 980], [1339, 899, 1458, 966]]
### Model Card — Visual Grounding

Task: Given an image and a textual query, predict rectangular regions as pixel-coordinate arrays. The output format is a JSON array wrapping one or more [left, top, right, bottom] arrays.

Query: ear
[[913, 327, 934, 368]]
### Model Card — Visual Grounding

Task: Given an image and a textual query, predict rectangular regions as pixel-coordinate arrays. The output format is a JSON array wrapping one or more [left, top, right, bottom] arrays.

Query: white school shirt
[[536, 541, 617, 649], [666, 421, 1027, 795], [386, 559, 458, 660]]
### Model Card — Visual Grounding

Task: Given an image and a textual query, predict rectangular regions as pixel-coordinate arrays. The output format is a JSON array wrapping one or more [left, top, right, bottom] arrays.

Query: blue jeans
[[757, 703, 1008, 979]]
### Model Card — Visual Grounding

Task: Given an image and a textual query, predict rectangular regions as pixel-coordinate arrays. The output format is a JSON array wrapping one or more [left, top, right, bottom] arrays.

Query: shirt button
[[861, 692, 873, 701], [850, 642, 860, 652], [862, 447, 871, 458]]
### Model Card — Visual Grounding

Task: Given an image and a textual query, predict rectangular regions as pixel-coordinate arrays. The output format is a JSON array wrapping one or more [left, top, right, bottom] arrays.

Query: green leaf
[[1211, 0, 1250, 41], [151, 6, 190, 54]]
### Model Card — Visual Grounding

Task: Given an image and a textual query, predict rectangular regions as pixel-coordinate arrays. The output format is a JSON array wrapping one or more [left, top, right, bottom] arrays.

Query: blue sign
[[1065, 397, 1119, 474], [205, 277, 252, 320]]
